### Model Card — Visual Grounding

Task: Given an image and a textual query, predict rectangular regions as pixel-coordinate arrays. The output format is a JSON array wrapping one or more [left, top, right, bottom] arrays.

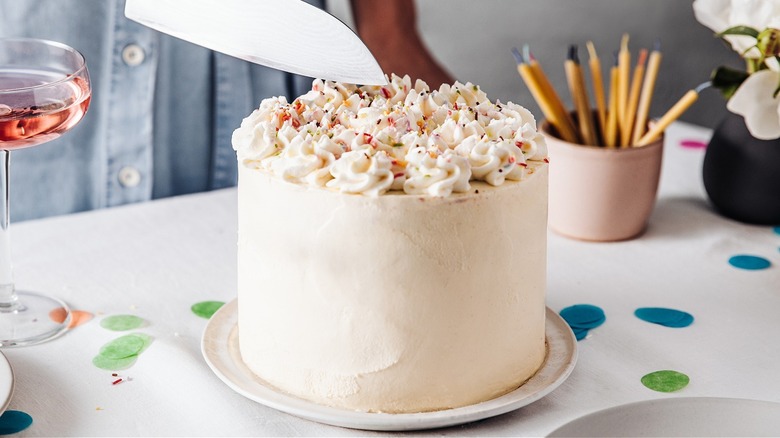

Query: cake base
[[202, 299, 578, 431]]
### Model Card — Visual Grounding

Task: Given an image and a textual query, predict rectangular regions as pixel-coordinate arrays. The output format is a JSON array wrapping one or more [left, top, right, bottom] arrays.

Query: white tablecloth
[[3, 122, 778, 436]]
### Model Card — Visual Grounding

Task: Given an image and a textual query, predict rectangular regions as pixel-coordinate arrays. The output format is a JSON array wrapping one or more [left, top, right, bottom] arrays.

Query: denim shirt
[[1, 0, 322, 221]]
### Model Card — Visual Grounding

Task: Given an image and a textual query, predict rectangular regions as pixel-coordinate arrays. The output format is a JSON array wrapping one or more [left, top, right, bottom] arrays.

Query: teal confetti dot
[[728, 255, 771, 270], [100, 314, 145, 331], [0, 410, 33, 435], [191, 301, 225, 319], [773, 226, 780, 236], [572, 327, 589, 341], [560, 304, 606, 329], [635, 307, 694, 328], [641, 370, 690, 393], [560, 304, 605, 342]]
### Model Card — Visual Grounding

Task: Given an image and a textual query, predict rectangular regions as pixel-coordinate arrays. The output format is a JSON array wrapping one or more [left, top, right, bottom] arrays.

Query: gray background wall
[[328, 0, 744, 129]]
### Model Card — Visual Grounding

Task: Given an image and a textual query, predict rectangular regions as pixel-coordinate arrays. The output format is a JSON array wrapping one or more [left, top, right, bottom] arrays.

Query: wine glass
[[0, 38, 91, 347]]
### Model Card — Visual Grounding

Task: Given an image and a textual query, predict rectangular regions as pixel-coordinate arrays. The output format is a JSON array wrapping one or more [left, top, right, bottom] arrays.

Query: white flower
[[693, 0, 780, 58], [694, 0, 780, 139], [727, 60, 780, 139]]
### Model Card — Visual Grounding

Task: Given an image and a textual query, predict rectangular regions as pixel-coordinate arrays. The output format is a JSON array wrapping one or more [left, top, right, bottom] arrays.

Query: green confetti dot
[[191, 301, 225, 319], [641, 370, 690, 393], [99, 334, 147, 359], [100, 314, 145, 331], [93, 333, 153, 370], [92, 354, 138, 371]]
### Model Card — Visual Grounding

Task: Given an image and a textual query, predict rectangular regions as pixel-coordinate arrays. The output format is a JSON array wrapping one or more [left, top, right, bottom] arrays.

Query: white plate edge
[[201, 299, 577, 431], [0, 350, 14, 414], [546, 396, 780, 437]]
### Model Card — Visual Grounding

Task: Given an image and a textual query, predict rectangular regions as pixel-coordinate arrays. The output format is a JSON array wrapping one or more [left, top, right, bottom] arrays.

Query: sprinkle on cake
[[232, 74, 547, 197]]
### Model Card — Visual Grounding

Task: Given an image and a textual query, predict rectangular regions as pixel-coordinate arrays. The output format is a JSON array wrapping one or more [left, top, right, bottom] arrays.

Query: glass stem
[[0, 150, 17, 311]]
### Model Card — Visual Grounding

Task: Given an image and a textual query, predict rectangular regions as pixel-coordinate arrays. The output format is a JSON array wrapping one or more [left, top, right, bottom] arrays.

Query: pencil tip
[[637, 48, 648, 65], [621, 33, 630, 50], [695, 81, 712, 93], [511, 47, 524, 64], [568, 44, 580, 64], [586, 41, 598, 59], [653, 39, 662, 52], [523, 44, 533, 62]]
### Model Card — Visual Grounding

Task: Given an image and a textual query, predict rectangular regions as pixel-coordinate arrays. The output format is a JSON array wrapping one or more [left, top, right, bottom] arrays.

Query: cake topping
[[233, 74, 547, 196]]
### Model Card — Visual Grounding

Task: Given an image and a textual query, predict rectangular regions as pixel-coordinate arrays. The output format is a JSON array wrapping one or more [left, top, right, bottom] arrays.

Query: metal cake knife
[[125, 0, 386, 85]]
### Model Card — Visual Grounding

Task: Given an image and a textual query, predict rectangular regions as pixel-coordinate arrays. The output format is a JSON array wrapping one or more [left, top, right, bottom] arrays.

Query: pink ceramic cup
[[542, 122, 664, 242]]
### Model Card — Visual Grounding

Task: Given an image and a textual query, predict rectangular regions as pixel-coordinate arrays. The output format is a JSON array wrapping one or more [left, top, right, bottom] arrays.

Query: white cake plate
[[0, 350, 14, 415], [201, 299, 577, 431], [547, 397, 780, 437]]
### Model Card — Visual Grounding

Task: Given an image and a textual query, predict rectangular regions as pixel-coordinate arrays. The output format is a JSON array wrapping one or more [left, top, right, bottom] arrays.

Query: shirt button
[[121, 44, 146, 66], [118, 166, 142, 188]]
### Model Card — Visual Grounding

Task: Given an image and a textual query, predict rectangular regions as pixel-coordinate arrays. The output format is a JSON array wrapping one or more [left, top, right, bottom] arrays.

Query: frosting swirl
[[233, 74, 547, 196]]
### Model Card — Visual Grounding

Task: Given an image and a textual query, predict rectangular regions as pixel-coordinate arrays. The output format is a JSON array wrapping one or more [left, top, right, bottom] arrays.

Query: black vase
[[703, 113, 780, 225]]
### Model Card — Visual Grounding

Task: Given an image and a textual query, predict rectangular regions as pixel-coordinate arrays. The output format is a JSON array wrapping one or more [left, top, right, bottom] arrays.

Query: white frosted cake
[[232, 75, 549, 413]]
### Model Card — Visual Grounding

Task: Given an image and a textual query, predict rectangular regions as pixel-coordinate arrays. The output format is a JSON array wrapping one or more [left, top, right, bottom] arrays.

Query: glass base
[[0, 291, 71, 347]]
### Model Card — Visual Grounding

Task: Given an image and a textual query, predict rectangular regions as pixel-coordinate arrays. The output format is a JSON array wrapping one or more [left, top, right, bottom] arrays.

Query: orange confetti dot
[[49, 308, 94, 329]]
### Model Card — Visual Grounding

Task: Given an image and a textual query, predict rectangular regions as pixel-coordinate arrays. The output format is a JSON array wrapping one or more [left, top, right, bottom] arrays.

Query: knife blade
[[125, 0, 387, 85]]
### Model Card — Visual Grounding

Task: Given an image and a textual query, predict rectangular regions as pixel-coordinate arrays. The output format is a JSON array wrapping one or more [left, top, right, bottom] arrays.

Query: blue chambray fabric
[[0, 0, 322, 221]]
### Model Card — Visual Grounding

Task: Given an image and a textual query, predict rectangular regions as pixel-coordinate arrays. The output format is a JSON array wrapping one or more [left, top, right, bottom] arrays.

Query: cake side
[[237, 164, 548, 413]]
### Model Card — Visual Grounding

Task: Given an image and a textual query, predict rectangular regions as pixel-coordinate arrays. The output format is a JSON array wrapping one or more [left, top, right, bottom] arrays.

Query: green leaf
[[710, 66, 750, 99], [718, 26, 760, 38]]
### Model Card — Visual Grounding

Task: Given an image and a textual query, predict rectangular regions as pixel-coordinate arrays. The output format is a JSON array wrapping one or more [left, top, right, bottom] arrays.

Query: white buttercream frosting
[[235, 76, 549, 414], [237, 167, 549, 413], [232, 74, 547, 196]]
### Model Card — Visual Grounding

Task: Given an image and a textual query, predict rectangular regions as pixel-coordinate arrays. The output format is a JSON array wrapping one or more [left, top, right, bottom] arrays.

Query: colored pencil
[[632, 41, 663, 145], [586, 41, 607, 145], [605, 54, 619, 148], [622, 48, 648, 147], [564, 45, 597, 146], [512, 47, 579, 143], [524, 46, 580, 143], [617, 34, 631, 143], [635, 82, 709, 146]]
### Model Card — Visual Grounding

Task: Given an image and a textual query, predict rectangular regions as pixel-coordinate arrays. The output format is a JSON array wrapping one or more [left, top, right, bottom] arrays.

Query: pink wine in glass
[[0, 38, 92, 347], [0, 69, 91, 150]]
